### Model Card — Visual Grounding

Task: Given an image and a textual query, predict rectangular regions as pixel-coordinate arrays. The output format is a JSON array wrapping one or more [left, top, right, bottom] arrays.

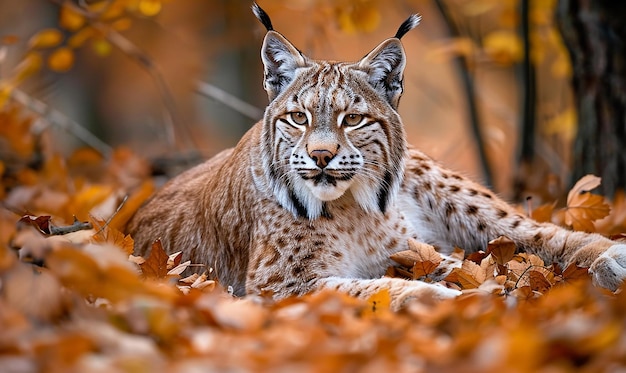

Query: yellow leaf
[[543, 108, 576, 142], [72, 184, 113, 221], [564, 175, 611, 232], [551, 55, 572, 78], [363, 288, 391, 316], [336, 2, 380, 34], [108, 180, 154, 232], [92, 38, 112, 56], [28, 29, 63, 49], [460, 0, 497, 16], [60, 4, 86, 31], [67, 27, 95, 48], [13, 52, 43, 83], [483, 30, 523, 65], [48, 47, 75, 72], [0, 82, 14, 108], [98, 1, 126, 20], [139, 0, 162, 17]]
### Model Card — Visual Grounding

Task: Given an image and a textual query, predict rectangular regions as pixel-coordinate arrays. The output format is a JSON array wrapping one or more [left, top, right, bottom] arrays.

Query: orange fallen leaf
[[445, 260, 484, 289], [531, 202, 556, 223], [363, 288, 391, 316], [561, 263, 589, 283], [139, 239, 169, 279], [28, 29, 63, 49], [488, 236, 516, 266], [564, 175, 611, 232], [408, 239, 442, 278]]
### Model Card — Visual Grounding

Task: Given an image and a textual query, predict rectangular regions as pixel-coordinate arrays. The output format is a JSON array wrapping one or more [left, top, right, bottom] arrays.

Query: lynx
[[128, 4, 626, 309]]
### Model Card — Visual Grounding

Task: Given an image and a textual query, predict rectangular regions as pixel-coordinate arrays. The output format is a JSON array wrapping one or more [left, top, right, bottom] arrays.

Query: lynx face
[[254, 24, 417, 220]]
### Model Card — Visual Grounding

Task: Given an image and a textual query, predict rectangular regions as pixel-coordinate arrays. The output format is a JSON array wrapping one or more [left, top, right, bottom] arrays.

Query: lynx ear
[[253, 3, 308, 101], [357, 39, 407, 109], [260, 31, 308, 101], [357, 14, 420, 109]]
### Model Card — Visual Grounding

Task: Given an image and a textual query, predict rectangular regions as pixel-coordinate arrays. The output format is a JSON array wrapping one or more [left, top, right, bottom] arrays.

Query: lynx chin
[[128, 3, 626, 309]]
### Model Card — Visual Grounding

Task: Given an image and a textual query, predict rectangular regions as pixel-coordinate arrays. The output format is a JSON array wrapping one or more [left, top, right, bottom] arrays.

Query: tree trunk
[[557, 0, 626, 197]]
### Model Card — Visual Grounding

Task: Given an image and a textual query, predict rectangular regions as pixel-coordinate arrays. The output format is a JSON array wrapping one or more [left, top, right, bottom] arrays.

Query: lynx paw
[[589, 244, 626, 291], [393, 282, 461, 310]]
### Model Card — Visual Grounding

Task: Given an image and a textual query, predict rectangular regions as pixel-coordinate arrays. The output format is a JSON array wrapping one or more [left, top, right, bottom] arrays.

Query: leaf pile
[[2, 106, 626, 372]]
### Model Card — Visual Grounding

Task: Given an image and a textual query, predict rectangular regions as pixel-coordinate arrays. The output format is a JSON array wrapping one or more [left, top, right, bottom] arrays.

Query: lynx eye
[[343, 114, 363, 127], [290, 112, 308, 126]]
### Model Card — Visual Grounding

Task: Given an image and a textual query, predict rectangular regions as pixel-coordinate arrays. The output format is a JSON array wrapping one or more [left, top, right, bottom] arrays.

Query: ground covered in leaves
[[1, 105, 626, 372]]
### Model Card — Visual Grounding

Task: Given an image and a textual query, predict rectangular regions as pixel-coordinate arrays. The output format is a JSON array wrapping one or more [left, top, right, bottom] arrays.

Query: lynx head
[[252, 3, 420, 219]]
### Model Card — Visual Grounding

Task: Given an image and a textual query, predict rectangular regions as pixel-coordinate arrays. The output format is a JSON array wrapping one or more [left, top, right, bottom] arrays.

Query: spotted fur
[[128, 5, 626, 309]]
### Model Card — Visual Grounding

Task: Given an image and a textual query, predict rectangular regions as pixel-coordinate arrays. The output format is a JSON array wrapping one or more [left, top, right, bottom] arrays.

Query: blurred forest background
[[1, 0, 624, 203]]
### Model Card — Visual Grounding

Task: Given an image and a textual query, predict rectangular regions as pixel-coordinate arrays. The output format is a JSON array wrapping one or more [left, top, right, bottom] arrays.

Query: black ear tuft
[[394, 14, 421, 39], [252, 3, 273, 31]]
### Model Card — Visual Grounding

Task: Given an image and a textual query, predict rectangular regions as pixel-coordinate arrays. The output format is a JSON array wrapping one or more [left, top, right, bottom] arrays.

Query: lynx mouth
[[297, 170, 355, 201], [300, 170, 355, 186]]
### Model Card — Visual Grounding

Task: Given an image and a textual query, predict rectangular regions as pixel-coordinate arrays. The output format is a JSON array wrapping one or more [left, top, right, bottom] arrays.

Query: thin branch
[[432, 0, 493, 188], [195, 81, 264, 121], [94, 195, 128, 236], [99, 26, 193, 151], [11, 89, 113, 158], [49, 218, 93, 235]]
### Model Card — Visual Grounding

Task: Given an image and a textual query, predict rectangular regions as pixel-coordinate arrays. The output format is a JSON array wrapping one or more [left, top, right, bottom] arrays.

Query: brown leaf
[[527, 269, 552, 293], [561, 263, 589, 283], [530, 202, 556, 223], [390, 250, 419, 268], [139, 239, 169, 279], [390, 240, 442, 278], [91, 218, 135, 255], [167, 251, 183, 270], [445, 260, 484, 289], [107, 180, 154, 232], [408, 239, 442, 278], [19, 214, 52, 234], [466, 250, 488, 264], [487, 236, 516, 266], [609, 233, 626, 242], [564, 175, 611, 232], [510, 285, 541, 301]]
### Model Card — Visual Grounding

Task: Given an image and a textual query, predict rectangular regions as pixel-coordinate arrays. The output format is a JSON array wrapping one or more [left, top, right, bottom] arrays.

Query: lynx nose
[[309, 149, 336, 169]]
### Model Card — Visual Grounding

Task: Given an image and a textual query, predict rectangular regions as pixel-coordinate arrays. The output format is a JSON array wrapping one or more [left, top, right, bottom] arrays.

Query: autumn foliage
[[0, 101, 625, 372], [2, 1, 626, 371]]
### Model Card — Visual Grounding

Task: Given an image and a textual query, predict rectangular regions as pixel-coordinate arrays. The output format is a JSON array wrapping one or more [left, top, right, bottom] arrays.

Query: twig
[[98, 26, 193, 151], [432, 0, 493, 188], [49, 218, 93, 235], [10, 89, 113, 158], [94, 195, 128, 236], [195, 81, 264, 121]]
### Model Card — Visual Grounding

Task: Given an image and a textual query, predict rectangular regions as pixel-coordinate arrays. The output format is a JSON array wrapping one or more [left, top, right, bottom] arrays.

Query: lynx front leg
[[587, 244, 626, 291], [245, 245, 460, 310], [315, 277, 461, 311]]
